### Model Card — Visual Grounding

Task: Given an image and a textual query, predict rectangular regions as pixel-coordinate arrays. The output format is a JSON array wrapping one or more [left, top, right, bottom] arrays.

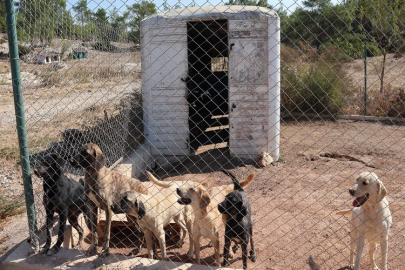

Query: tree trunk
[[380, 52, 387, 93]]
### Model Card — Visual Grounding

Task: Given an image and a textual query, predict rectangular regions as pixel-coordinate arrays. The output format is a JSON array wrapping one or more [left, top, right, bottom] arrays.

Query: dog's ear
[[197, 185, 211, 215], [135, 183, 148, 195], [237, 201, 248, 216], [48, 152, 64, 167], [377, 181, 387, 203], [136, 201, 146, 220], [49, 153, 59, 163], [33, 168, 40, 177], [89, 145, 105, 171]]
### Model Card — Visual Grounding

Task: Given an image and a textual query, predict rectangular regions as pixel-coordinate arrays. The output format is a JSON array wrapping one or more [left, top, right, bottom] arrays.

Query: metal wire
[[6, 0, 405, 269]]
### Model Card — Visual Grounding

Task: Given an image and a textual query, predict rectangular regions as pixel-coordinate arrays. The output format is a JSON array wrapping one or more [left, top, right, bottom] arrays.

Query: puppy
[[70, 144, 148, 257], [34, 153, 89, 256], [336, 172, 392, 270], [111, 179, 194, 260], [218, 171, 257, 270], [177, 171, 255, 266]]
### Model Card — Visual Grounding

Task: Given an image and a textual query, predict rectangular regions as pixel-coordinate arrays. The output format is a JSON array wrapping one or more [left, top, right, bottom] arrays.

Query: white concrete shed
[[141, 6, 280, 160]]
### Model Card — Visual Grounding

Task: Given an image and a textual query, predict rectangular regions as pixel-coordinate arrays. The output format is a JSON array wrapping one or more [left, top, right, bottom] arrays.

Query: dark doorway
[[186, 20, 229, 153]]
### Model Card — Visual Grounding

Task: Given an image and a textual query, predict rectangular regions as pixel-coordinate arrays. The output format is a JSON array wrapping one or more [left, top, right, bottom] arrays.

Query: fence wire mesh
[[2, 0, 405, 269]]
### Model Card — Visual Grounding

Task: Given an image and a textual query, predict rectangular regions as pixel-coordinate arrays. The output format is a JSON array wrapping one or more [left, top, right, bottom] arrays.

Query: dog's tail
[[240, 173, 255, 189], [335, 209, 352, 217], [220, 169, 243, 191], [146, 171, 173, 188]]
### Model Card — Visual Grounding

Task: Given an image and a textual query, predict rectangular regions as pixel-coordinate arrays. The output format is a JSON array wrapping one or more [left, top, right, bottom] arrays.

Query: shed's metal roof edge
[[142, 5, 278, 25]]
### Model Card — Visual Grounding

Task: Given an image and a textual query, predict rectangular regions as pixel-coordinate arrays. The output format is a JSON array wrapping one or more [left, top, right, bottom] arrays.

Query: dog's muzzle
[[218, 203, 226, 214], [177, 197, 191, 205], [352, 193, 369, 207]]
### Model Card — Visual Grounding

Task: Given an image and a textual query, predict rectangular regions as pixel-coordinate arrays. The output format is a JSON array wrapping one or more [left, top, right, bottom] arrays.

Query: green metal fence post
[[5, 0, 40, 253], [364, 42, 367, 116]]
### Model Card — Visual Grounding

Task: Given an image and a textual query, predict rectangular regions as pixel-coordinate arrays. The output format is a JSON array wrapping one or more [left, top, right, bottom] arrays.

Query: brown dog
[[71, 144, 148, 257]]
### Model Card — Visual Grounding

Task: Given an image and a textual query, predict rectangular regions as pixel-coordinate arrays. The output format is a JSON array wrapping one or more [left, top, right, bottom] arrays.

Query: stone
[[256, 151, 274, 167]]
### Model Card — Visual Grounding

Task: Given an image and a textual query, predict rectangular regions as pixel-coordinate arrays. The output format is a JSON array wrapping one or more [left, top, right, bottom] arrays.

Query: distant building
[[72, 48, 88, 59], [36, 52, 60, 64]]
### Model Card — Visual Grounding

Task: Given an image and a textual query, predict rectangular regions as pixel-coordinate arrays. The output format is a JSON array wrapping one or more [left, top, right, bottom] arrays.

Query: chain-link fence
[[3, 0, 405, 269]]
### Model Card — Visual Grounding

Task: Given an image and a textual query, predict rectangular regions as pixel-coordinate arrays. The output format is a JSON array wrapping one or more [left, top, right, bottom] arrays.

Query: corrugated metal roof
[[38, 52, 60, 57], [142, 5, 278, 25], [73, 48, 88, 53]]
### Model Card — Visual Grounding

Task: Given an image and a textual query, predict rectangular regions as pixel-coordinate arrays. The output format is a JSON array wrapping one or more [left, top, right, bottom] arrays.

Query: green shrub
[[92, 41, 119, 52], [394, 45, 405, 59], [18, 44, 31, 56], [60, 40, 71, 60], [281, 44, 302, 63], [281, 61, 352, 116], [320, 34, 381, 60]]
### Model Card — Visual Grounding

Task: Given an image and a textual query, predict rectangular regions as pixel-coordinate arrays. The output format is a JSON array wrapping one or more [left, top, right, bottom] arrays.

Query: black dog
[[34, 153, 89, 255], [218, 170, 257, 269]]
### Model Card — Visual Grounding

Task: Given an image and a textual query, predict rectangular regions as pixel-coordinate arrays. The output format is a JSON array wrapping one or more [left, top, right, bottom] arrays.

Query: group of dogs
[[33, 143, 392, 270]]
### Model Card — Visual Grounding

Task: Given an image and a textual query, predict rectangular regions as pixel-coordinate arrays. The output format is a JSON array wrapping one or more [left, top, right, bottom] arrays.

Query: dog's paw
[[85, 245, 97, 257], [40, 246, 50, 255], [250, 251, 257, 262], [72, 243, 82, 250], [208, 241, 213, 247], [348, 264, 354, 270], [46, 246, 61, 256], [186, 251, 194, 260], [99, 247, 110, 258]]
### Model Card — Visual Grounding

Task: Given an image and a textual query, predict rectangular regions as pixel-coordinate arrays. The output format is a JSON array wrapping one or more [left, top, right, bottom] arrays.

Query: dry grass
[[344, 54, 405, 92], [0, 194, 25, 220], [18, 49, 141, 100], [0, 146, 20, 161]]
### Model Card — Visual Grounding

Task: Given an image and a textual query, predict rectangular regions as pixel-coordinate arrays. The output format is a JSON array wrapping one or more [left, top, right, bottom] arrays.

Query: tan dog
[[336, 172, 392, 270], [176, 173, 255, 266], [71, 144, 149, 257], [111, 173, 195, 260]]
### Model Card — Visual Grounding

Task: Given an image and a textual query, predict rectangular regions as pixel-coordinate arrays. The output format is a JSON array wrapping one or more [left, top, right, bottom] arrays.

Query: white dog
[[336, 172, 392, 270]]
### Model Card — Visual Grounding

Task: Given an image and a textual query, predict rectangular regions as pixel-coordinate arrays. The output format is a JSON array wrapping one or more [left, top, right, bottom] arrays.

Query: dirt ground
[[1, 43, 405, 269], [132, 119, 405, 270], [2, 120, 404, 270]]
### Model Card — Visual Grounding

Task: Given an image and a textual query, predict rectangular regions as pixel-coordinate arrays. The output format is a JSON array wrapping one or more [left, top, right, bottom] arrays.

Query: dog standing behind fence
[[34, 152, 90, 256], [70, 144, 149, 257], [111, 171, 197, 260], [176, 171, 255, 266], [336, 172, 392, 270], [218, 171, 257, 270]]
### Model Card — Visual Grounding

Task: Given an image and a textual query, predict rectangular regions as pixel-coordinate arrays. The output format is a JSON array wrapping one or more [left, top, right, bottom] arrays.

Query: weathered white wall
[[141, 21, 189, 157], [141, 6, 280, 160], [228, 19, 270, 158]]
